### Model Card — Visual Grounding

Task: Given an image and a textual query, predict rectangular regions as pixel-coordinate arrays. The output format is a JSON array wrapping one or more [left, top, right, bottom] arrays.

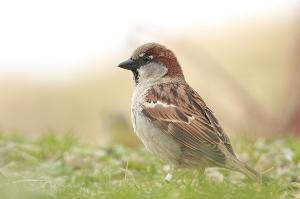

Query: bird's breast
[[132, 109, 181, 164], [131, 87, 181, 164]]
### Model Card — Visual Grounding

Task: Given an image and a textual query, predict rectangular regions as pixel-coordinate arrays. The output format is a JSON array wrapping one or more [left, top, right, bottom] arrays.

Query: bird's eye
[[142, 55, 153, 63]]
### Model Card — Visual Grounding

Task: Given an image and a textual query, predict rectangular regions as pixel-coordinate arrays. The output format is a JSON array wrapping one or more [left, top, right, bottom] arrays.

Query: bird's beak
[[118, 59, 139, 70]]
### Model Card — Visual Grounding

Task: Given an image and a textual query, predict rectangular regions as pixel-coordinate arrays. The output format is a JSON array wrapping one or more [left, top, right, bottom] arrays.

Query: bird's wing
[[142, 82, 236, 165]]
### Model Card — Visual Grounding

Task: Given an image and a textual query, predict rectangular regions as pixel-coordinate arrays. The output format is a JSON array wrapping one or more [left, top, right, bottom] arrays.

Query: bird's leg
[[197, 167, 205, 176], [165, 173, 173, 182], [164, 165, 174, 183]]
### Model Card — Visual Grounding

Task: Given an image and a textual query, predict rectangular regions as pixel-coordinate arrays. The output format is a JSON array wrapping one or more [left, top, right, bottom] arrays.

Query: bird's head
[[118, 43, 184, 84]]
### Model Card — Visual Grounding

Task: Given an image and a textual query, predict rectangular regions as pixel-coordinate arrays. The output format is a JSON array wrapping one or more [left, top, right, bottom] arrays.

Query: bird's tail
[[237, 162, 262, 182], [227, 158, 262, 183]]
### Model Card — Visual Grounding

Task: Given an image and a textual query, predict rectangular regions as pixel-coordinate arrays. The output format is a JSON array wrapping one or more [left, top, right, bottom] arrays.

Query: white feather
[[144, 101, 177, 108]]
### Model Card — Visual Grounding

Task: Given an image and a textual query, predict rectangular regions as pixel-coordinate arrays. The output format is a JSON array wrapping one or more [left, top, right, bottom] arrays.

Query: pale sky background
[[0, 0, 298, 81]]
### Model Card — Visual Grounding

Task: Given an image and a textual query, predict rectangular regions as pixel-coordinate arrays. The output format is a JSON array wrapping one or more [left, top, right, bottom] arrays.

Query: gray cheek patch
[[137, 63, 168, 83]]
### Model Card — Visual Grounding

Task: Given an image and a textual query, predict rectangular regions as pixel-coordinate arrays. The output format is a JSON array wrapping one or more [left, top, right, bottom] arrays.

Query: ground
[[0, 133, 299, 199]]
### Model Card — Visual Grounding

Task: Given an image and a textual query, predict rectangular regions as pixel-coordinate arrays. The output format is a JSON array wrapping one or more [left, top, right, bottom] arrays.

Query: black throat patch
[[132, 69, 139, 84]]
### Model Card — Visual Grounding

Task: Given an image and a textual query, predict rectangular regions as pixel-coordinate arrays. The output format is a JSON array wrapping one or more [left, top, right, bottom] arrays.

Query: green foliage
[[283, 138, 300, 163], [34, 132, 77, 158], [0, 133, 299, 199]]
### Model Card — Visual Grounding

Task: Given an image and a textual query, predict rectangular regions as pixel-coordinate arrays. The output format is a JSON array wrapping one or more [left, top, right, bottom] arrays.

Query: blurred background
[[0, 0, 299, 146]]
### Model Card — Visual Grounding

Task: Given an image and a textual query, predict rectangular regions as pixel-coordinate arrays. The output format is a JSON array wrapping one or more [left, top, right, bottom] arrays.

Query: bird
[[118, 42, 262, 182]]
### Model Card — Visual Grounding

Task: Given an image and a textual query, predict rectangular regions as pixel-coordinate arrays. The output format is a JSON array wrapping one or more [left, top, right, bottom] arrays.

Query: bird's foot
[[164, 173, 173, 183]]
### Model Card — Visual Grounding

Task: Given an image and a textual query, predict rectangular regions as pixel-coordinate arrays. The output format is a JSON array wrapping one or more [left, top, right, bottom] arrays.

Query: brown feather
[[142, 82, 237, 167]]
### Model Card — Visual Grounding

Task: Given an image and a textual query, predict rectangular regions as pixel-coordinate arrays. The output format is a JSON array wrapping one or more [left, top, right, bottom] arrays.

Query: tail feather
[[227, 158, 262, 183], [238, 163, 262, 183]]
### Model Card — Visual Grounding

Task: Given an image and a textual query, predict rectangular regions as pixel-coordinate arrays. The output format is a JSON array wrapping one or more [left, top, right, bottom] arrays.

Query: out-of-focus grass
[[0, 133, 299, 199]]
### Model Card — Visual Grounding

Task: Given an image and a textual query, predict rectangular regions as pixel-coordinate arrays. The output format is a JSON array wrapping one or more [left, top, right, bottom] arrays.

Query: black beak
[[118, 59, 139, 70]]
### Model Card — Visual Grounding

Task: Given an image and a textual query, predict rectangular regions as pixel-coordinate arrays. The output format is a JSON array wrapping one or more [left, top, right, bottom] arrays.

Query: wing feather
[[142, 82, 236, 165]]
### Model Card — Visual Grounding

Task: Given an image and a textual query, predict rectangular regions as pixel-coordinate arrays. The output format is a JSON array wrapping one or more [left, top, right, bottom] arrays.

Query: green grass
[[0, 133, 299, 199]]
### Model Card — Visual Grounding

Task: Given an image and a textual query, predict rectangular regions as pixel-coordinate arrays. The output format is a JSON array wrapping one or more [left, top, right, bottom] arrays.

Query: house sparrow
[[118, 42, 261, 182]]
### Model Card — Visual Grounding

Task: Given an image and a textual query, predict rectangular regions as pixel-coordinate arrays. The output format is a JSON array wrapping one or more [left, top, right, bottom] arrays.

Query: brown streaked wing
[[142, 82, 236, 165], [187, 86, 236, 156]]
